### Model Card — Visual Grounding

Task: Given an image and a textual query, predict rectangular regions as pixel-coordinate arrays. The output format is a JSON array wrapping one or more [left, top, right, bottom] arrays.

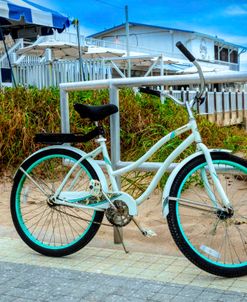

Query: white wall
[[95, 25, 238, 70], [99, 25, 193, 57], [97, 25, 216, 60], [190, 37, 215, 61]]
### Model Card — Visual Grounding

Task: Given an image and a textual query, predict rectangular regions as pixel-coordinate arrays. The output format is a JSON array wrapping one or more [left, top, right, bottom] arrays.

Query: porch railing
[[171, 88, 247, 126]]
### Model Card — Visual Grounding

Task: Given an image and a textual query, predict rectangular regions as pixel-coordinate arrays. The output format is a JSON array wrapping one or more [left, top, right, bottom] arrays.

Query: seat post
[[94, 121, 106, 138]]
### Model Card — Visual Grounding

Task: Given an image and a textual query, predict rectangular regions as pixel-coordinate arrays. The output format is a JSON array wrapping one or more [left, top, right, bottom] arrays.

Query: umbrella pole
[[0, 27, 17, 87], [73, 19, 84, 81]]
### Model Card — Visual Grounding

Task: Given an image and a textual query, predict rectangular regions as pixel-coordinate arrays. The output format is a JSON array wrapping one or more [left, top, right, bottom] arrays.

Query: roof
[[88, 22, 194, 38], [88, 22, 247, 50]]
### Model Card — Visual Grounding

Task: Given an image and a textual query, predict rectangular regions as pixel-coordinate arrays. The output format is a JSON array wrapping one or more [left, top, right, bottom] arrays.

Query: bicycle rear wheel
[[167, 152, 247, 277], [11, 148, 104, 257]]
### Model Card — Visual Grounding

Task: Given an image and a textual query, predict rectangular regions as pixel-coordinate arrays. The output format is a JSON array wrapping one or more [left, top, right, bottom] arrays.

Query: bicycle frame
[[14, 40, 247, 276], [52, 101, 232, 213]]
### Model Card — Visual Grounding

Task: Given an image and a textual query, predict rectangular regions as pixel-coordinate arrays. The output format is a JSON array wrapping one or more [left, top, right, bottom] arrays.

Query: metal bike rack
[[60, 71, 247, 173], [60, 72, 247, 244]]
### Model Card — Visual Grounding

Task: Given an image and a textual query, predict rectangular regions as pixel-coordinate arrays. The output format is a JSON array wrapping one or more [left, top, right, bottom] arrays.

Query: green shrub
[[0, 87, 246, 175]]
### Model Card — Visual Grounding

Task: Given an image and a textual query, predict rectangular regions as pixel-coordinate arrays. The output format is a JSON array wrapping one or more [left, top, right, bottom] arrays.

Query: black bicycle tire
[[11, 148, 104, 257], [167, 152, 247, 277]]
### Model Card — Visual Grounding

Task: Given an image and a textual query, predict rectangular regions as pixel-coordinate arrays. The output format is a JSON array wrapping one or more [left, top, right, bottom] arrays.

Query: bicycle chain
[[53, 207, 113, 227], [53, 206, 129, 253]]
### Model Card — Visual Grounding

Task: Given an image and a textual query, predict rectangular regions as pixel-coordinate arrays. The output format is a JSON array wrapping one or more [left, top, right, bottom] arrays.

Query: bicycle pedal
[[142, 229, 157, 238]]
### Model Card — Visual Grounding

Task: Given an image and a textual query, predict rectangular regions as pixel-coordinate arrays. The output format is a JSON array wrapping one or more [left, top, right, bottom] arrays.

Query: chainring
[[105, 200, 132, 227]]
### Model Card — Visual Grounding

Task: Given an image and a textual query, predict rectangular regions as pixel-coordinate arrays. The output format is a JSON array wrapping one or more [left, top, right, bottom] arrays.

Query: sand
[[0, 179, 180, 256], [2, 169, 246, 259]]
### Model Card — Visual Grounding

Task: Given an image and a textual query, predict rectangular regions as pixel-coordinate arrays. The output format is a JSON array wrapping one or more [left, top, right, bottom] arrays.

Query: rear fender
[[162, 149, 231, 217], [14, 145, 109, 192]]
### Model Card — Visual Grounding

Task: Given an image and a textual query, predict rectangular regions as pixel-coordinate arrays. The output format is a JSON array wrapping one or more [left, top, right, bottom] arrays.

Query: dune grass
[[1, 87, 246, 192]]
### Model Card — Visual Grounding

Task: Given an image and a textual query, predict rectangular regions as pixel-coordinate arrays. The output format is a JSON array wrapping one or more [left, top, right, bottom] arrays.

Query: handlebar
[[176, 41, 206, 104], [176, 41, 196, 62], [140, 42, 206, 106], [139, 87, 161, 97], [139, 87, 185, 107]]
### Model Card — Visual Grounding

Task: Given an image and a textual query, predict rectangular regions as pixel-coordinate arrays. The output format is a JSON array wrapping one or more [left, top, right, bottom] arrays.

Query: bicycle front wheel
[[11, 148, 104, 257], [167, 152, 247, 277]]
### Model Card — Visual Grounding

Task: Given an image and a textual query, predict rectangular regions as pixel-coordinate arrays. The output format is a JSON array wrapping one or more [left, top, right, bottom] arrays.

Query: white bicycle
[[11, 42, 247, 277]]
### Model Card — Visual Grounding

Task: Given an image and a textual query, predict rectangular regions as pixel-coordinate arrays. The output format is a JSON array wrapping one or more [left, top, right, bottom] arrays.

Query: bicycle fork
[[188, 111, 232, 212], [199, 143, 232, 211]]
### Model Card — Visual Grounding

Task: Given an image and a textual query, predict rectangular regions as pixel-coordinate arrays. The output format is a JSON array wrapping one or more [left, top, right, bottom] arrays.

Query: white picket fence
[[2, 59, 247, 127], [13, 59, 112, 89], [171, 89, 247, 126]]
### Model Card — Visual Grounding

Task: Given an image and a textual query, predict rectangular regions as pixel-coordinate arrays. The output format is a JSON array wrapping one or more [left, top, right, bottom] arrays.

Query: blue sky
[[36, 0, 247, 68]]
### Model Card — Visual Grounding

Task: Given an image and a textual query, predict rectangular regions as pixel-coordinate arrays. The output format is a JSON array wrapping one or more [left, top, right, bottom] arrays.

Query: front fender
[[162, 149, 231, 217], [14, 145, 109, 192]]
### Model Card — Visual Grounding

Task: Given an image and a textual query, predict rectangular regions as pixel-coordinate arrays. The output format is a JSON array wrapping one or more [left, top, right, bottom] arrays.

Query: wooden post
[[181, 87, 184, 102], [243, 91, 247, 131], [222, 89, 225, 125], [205, 90, 209, 120], [213, 88, 217, 124], [229, 90, 232, 122], [236, 90, 239, 123], [186, 87, 189, 102]]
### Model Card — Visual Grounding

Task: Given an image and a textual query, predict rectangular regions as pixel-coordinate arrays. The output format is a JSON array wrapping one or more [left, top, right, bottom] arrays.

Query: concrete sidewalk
[[0, 237, 247, 301]]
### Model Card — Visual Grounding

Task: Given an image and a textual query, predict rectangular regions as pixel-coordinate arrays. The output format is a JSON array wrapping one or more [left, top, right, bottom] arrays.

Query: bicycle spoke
[[170, 155, 247, 274]]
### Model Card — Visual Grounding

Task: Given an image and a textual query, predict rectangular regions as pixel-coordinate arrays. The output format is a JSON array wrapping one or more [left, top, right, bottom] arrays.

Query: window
[[220, 48, 228, 62], [214, 45, 218, 60], [214, 44, 239, 64], [230, 50, 238, 63]]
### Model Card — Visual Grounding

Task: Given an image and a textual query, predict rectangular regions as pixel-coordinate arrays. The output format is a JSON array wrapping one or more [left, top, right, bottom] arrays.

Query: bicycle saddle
[[74, 103, 118, 121]]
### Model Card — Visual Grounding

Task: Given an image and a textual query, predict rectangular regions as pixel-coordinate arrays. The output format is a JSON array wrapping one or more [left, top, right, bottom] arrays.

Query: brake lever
[[192, 96, 205, 107], [199, 96, 206, 105]]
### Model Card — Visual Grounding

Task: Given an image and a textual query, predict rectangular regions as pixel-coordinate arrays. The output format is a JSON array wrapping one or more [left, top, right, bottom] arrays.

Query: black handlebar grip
[[139, 87, 161, 97], [176, 41, 196, 62]]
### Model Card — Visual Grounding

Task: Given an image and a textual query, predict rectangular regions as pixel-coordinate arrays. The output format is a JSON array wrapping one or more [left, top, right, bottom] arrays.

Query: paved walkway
[[1, 237, 247, 301]]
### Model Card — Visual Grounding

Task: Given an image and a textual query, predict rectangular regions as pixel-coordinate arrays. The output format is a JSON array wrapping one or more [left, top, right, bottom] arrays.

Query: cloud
[[224, 5, 247, 16]]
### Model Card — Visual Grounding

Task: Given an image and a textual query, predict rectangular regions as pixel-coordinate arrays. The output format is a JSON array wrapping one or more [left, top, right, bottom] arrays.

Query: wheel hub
[[216, 207, 234, 220], [47, 196, 57, 207]]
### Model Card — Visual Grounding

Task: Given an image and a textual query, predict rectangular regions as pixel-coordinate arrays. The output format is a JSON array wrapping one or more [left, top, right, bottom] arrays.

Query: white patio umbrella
[[82, 47, 124, 59], [0, 0, 70, 85], [17, 40, 86, 60]]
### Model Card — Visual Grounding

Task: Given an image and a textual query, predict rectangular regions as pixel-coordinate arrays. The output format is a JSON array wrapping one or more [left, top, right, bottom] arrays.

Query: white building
[[1, 22, 247, 90], [88, 22, 247, 73]]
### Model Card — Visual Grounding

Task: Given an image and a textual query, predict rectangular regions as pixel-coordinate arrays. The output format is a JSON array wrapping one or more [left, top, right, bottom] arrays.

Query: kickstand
[[115, 226, 129, 254]]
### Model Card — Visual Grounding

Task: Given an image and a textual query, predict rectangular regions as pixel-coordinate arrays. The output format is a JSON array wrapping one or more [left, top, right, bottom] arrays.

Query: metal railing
[[0, 39, 23, 68], [59, 71, 247, 172]]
